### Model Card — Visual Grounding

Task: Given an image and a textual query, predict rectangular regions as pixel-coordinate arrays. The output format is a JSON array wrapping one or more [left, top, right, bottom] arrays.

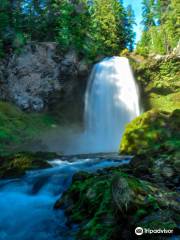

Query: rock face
[[0, 42, 89, 112]]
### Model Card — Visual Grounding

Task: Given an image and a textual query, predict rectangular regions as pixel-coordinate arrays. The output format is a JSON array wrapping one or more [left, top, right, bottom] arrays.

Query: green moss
[[56, 169, 180, 240], [132, 57, 180, 111], [149, 92, 180, 112], [0, 101, 57, 155], [59, 172, 117, 240], [120, 109, 180, 155], [120, 109, 180, 188], [0, 151, 58, 178]]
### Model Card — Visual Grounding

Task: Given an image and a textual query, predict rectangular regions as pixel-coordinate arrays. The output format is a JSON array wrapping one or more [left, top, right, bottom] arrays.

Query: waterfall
[[83, 56, 140, 153], [45, 56, 140, 154]]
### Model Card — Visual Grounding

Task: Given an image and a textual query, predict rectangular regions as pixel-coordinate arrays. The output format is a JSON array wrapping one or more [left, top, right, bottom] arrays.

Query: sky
[[123, 0, 143, 44]]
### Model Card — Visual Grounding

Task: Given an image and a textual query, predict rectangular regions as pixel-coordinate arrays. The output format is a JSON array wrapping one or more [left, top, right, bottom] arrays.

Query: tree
[[136, 0, 179, 55], [86, 0, 121, 58], [54, 0, 90, 54], [55, 0, 135, 59], [136, 31, 151, 55], [0, 0, 135, 59], [124, 5, 136, 51], [141, 0, 156, 31]]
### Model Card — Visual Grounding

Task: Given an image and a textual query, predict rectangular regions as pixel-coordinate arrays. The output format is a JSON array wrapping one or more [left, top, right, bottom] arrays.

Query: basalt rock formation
[[0, 42, 89, 113]]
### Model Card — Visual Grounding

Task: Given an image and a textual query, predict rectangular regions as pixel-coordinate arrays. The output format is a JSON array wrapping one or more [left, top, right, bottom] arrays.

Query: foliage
[[55, 0, 91, 54], [133, 57, 180, 110], [136, 0, 180, 55], [0, 101, 57, 155], [0, 0, 10, 56], [120, 109, 180, 155], [125, 5, 136, 51], [54, 0, 136, 59], [141, 0, 156, 31], [0, 0, 135, 60]]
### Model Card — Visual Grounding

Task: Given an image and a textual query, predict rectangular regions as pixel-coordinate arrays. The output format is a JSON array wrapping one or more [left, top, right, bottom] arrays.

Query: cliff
[[0, 42, 89, 113]]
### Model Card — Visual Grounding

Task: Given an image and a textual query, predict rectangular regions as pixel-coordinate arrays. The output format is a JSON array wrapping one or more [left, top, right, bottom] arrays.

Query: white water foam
[[75, 57, 140, 153]]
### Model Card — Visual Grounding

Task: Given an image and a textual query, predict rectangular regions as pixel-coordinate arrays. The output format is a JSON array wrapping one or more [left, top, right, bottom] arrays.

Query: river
[[0, 154, 130, 240]]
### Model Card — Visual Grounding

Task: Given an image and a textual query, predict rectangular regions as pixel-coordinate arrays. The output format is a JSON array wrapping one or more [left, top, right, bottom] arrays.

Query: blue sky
[[123, 0, 143, 44]]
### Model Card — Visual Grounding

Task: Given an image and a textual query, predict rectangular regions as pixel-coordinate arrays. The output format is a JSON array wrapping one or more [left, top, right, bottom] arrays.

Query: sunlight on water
[[74, 57, 140, 153]]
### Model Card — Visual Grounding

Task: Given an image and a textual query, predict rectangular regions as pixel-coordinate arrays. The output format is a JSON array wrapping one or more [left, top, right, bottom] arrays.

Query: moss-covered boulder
[[120, 109, 180, 155], [0, 151, 58, 178], [55, 169, 180, 240]]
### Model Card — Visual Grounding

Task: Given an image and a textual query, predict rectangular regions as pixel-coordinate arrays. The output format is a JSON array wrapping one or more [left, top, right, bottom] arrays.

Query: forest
[[0, 0, 179, 58], [0, 0, 135, 59], [0, 0, 179, 240]]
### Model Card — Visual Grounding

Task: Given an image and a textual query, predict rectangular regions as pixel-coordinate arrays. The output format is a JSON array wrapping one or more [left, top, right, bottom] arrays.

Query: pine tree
[[0, 0, 11, 56], [55, 0, 134, 59], [136, 0, 179, 55], [141, 0, 156, 31], [0, 0, 135, 59], [125, 5, 136, 51]]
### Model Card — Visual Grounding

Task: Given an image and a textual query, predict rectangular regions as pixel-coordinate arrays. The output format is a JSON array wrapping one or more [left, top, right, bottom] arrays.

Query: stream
[[0, 154, 130, 240]]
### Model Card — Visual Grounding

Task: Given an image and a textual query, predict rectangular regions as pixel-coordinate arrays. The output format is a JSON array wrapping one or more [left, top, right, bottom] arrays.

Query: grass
[[0, 101, 57, 155]]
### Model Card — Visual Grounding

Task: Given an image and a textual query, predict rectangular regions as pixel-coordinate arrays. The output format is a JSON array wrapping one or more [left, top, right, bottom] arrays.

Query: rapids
[[0, 156, 130, 240]]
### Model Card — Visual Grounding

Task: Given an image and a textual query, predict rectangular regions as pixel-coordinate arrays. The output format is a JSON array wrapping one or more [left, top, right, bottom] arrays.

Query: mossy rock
[[120, 109, 180, 155], [132, 57, 180, 111], [55, 169, 180, 240], [0, 151, 58, 178], [120, 109, 180, 188]]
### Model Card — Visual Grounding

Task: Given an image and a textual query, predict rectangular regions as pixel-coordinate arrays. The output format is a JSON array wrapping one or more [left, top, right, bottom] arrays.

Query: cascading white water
[[83, 56, 140, 153], [43, 56, 140, 154]]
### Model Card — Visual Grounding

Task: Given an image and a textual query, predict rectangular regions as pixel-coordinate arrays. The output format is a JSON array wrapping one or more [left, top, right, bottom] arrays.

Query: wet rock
[[72, 171, 91, 182], [14, 95, 44, 111], [0, 151, 59, 179], [54, 199, 64, 209]]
